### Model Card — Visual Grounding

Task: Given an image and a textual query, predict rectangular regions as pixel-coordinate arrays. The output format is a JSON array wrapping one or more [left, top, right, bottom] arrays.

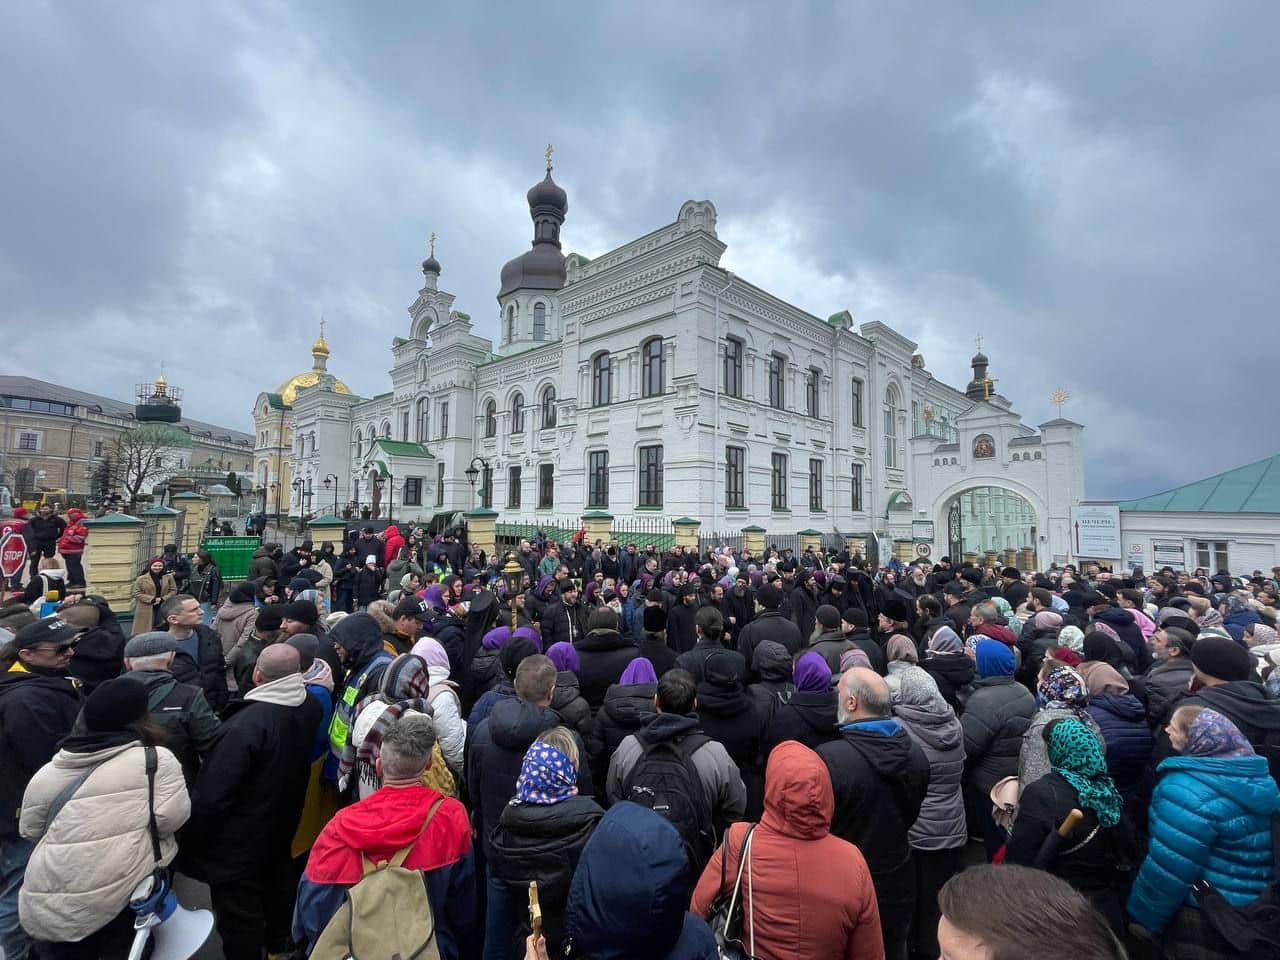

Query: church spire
[[965, 335, 998, 401]]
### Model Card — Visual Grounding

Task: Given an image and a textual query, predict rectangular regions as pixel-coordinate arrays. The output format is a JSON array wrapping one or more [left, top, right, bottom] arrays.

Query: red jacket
[[57, 510, 88, 556], [382, 525, 405, 567], [692, 741, 884, 960]]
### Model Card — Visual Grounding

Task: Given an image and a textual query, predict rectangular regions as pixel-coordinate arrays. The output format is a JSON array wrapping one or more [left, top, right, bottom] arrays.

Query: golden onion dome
[[153, 371, 168, 394], [275, 371, 352, 406], [311, 335, 331, 359]]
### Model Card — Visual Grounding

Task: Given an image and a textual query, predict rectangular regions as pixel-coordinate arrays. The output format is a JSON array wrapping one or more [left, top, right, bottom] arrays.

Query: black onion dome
[[526, 171, 568, 217], [421, 253, 441, 276]]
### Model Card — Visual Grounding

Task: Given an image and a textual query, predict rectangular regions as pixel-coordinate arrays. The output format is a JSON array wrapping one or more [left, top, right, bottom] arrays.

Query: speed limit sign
[[914, 542, 932, 559]]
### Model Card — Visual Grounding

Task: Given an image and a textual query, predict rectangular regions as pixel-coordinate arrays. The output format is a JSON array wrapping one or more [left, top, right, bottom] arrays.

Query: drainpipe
[[711, 270, 735, 537]]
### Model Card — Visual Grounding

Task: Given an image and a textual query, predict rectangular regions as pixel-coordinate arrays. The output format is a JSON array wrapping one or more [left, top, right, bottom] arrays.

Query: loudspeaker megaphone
[[126, 873, 214, 960]]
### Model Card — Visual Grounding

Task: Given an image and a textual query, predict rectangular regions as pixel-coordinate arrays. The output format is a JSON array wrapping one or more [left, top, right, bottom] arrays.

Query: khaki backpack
[[310, 798, 445, 960]]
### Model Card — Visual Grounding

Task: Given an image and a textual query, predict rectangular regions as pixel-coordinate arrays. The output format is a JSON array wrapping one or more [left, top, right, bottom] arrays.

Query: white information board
[[1071, 505, 1122, 559]]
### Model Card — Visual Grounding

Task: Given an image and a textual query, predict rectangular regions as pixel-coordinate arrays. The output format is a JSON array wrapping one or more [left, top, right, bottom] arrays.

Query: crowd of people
[[1, 514, 1279, 960]]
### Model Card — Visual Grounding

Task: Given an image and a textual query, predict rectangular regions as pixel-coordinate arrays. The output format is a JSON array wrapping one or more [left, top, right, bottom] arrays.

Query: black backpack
[[622, 733, 714, 872]]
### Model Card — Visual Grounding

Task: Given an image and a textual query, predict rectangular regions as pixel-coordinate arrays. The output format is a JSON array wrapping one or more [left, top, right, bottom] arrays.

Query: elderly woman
[[1019, 662, 1103, 790], [919, 625, 974, 712], [885, 633, 919, 678]]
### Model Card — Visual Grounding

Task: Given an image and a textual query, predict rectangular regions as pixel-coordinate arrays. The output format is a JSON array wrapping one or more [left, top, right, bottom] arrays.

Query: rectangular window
[[588, 451, 609, 508], [18, 432, 38, 450], [538, 463, 554, 509], [724, 337, 743, 398], [809, 458, 823, 511], [480, 465, 493, 509], [725, 446, 745, 509], [806, 368, 820, 418], [768, 354, 785, 409], [771, 452, 787, 510], [438, 402, 449, 439], [507, 466, 522, 509], [637, 445, 663, 508], [851, 378, 863, 427], [851, 462, 863, 512], [436, 463, 445, 506], [401, 411, 410, 441], [403, 477, 422, 506], [1195, 540, 1229, 572], [93, 440, 104, 457]]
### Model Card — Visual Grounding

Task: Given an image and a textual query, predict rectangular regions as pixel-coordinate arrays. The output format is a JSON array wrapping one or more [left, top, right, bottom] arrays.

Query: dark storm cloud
[[2, 1, 1276, 499]]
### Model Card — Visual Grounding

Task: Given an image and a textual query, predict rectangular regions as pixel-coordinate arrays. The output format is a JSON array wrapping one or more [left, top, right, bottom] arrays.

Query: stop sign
[[0, 530, 28, 579]]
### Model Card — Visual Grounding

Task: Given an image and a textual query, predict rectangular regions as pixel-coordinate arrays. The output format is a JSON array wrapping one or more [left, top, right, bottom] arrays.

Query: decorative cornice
[[580, 284, 677, 325]]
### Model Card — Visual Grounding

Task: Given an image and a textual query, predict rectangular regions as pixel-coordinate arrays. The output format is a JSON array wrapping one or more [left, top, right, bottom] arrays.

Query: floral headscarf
[[515, 740, 578, 805], [1048, 718, 1122, 827], [1184, 709, 1255, 758], [1038, 666, 1089, 717], [1057, 625, 1085, 654], [1248, 622, 1279, 648]]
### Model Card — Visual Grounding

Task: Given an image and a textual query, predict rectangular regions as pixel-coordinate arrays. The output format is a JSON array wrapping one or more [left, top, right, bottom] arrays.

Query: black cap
[[394, 596, 428, 620], [14, 617, 81, 650]]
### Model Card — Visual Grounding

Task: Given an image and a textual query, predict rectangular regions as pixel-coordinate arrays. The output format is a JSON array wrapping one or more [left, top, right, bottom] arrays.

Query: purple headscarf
[[421, 584, 447, 613], [482, 625, 513, 651], [547, 641, 580, 674], [513, 625, 543, 653], [620, 657, 658, 685], [1185, 708, 1255, 758], [718, 575, 734, 591], [794, 652, 832, 692]]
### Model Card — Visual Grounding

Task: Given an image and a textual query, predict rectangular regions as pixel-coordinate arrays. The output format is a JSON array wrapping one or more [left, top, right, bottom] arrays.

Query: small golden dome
[[154, 372, 168, 394], [275, 371, 352, 406], [311, 335, 331, 359]]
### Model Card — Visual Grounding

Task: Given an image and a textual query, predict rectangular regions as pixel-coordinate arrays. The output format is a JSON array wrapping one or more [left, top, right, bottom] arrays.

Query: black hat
[[281, 599, 319, 626], [14, 617, 81, 651], [882, 594, 910, 623], [959, 568, 982, 588], [1001, 567, 1021, 580], [393, 596, 428, 620], [756, 584, 783, 610], [815, 604, 841, 630], [1080, 590, 1110, 608], [255, 605, 285, 632], [500, 636, 538, 679], [82, 676, 149, 732], [842, 606, 869, 628], [642, 605, 668, 632], [1190, 635, 1252, 682]]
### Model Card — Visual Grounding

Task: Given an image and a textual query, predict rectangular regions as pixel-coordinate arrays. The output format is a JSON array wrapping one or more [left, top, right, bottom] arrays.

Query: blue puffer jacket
[[1128, 753, 1280, 934], [1087, 692, 1154, 793]]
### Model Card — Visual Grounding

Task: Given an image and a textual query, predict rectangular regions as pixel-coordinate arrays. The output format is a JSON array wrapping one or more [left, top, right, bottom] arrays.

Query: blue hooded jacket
[[564, 802, 718, 960], [1128, 753, 1280, 934]]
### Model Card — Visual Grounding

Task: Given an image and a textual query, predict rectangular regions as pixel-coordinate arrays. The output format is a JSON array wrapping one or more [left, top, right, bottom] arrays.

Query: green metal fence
[[201, 535, 263, 581]]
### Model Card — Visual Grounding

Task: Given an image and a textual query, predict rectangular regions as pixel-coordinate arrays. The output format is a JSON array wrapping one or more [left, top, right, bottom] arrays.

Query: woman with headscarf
[[586, 657, 659, 794], [489, 727, 605, 959], [887, 666, 965, 960], [1005, 717, 1130, 931], [990, 595, 1023, 635], [762, 651, 838, 761], [18, 677, 189, 956], [960, 639, 1036, 859], [1084, 661, 1152, 805], [547, 641, 592, 743], [1128, 706, 1280, 955], [410, 636, 466, 775], [884, 633, 918, 678], [920, 624, 975, 712], [1019, 662, 1103, 790]]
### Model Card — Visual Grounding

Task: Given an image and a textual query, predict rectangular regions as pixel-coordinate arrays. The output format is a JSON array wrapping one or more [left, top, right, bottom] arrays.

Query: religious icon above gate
[[973, 434, 995, 459]]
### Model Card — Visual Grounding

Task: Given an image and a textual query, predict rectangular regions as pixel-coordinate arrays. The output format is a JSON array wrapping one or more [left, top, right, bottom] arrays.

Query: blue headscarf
[[974, 638, 1015, 678], [515, 740, 578, 805]]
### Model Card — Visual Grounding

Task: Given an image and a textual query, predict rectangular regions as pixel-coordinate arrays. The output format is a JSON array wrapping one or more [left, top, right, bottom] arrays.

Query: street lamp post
[[500, 552, 524, 631], [363, 462, 393, 526], [323, 474, 340, 515], [464, 456, 491, 508], [269, 482, 280, 523]]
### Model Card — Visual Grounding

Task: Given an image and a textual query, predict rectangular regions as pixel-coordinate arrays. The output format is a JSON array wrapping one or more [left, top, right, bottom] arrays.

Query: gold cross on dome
[[982, 375, 999, 401], [319, 317, 325, 340], [429, 232, 436, 257], [545, 143, 554, 171]]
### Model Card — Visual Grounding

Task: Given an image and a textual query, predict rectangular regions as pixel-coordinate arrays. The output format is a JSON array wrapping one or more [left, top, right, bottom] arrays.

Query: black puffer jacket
[[737, 611, 803, 668], [921, 653, 975, 712], [169, 623, 228, 711], [488, 795, 604, 956], [573, 629, 638, 710], [762, 689, 837, 761], [675, 641, 747, 686], [1093, 607, 1152, 673], [959, 675, 1036, 793], [0, 666, 81, 839], [746, 640, 794, 728], [551, 671, 593, 742]]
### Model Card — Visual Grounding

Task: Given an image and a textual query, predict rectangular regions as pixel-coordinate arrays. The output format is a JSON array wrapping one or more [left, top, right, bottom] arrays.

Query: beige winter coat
[[19, 741, 189, 942]]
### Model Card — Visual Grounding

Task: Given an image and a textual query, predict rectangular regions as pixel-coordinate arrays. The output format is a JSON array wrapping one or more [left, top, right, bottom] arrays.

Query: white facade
[[271, 171, 1087, 553], [1117, 512, 1280, 575]]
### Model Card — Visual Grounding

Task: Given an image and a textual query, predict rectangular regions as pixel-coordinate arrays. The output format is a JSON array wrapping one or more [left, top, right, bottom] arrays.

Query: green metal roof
[[370, 439, 434, 459], [1117, 453, 1280, 514]]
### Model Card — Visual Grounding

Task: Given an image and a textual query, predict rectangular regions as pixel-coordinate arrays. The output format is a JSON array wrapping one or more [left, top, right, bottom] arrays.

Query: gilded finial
[[545, 143, 553, 172], [1050, 388, 1070, 417]]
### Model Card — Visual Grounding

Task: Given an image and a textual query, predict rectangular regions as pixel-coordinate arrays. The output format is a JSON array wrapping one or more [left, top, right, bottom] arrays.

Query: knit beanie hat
[[255, 605, 285, 632], [82, 676, 149, 732], [1191, 635, 1253, 682], [281, 599, 318, 626], [815, 604, 841, 630], [841, 606, 869, 629]]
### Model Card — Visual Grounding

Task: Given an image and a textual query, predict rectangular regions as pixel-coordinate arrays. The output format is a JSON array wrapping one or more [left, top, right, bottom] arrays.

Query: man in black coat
[[818, 668, 930, 960], [664, 583, 700, 655], [182, 644, 323, 960], [789, 569, 820, 641], [541, 581, 588, 647], [158, 594, 228, 711], [22, 504, 65, 578], [737, 584, 803, 670], [0, 618, 83, 960], [573, 607, 639, 710]]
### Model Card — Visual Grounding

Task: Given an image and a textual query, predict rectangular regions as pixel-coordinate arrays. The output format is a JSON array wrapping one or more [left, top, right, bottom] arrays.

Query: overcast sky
[[2, 2, 1275, 500]]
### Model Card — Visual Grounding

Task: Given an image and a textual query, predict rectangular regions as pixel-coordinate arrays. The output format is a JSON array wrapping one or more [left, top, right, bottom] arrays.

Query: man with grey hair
[[818, 667, 931, 960], [294, 713, 475, 957], [68, 631, 219, 783], [183, 643, 323, 960]]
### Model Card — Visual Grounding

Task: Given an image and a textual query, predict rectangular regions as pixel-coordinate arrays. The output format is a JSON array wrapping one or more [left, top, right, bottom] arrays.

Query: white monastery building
[[256, 158, 1087, 564]]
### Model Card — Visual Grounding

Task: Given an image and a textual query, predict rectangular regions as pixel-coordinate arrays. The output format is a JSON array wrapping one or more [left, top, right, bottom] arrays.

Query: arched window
[[511, 393, 525, 434], [354, 430, 363, 460], [483, 399, 497, 438], [505, 305, 516, 342], [883, 385, 900, 469], [416, 398, 428, 441], [592, 352, 612, 407], [541, 385, 557, 428], [641, 337, 664, 397], [381, 421, 391, 439], [533, 303, 546, 341]]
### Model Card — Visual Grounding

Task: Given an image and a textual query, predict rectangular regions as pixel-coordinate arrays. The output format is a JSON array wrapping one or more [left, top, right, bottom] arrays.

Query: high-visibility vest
[[328, 652, 392, 757]]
